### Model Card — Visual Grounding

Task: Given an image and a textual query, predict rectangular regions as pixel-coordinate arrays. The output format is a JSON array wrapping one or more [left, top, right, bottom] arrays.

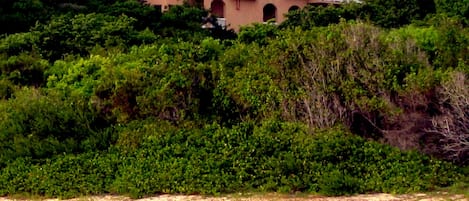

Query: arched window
[[288, 5, 300, 12], [263, 3, 277, 22], [211, 0, 225, 17]]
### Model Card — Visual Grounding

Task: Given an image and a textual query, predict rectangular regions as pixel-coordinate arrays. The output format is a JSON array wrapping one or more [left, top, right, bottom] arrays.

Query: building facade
[[147, 0, 346, 30]]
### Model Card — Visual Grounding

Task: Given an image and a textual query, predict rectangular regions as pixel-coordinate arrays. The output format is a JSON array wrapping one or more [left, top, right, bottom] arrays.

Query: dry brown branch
[[426, 72, 469, 164]]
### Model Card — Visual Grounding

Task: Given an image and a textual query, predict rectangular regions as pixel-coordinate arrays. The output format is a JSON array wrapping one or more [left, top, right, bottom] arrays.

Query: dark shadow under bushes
[[0, 120, 463, 198]]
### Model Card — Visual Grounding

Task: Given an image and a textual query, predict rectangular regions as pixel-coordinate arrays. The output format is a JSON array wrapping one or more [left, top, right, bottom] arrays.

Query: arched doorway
[[211, 0, 225, 17], [288, 5, 300, 12], [263, 4, 277, 22]]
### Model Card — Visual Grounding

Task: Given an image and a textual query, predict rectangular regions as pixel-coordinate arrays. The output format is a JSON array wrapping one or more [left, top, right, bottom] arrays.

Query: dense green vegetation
[[0, 122, 463, 198], [0, 0, 468, 198]]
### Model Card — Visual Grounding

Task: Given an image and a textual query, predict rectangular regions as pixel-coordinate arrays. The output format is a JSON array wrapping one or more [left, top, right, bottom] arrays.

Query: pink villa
[[146, 0, 348, 30]]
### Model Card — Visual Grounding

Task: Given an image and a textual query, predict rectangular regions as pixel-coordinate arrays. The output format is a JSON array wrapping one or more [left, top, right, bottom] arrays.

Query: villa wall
[[203, 0, 308, 30], [146, 0, 347, 31]]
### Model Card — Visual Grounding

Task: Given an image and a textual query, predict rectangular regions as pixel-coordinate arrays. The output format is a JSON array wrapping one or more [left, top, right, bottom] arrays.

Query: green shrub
[[283, 0, 436, 29], [434, 0, 469, 25], [0, 79, 15, 99], [157, 5, 208, 39], [238, 23, 279, 46], [0, 158, 33, 196], [281, 4, 361, 29], [109, 121, 463, 197], [1, 121, 463, 197], [96, 0, 162, 31], [32, 13, 140, 61], [0, 88, 109, 165], [388, 18, 469, 69], [318, 170, 362, 196], [0, 53, 48, 86], [0, 152, 121, 198], [0, 32, 39, 56]]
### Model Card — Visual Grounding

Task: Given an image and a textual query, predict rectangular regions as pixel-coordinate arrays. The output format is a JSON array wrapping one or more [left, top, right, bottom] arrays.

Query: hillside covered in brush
[[0, 0, 468, 198]]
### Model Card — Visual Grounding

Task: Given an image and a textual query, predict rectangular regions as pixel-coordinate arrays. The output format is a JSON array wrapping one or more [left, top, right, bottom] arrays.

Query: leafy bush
[[45, 41, 224, 123], [282, 0, 436, 29], [110, 121, 463, 197], [157, 5, 208, 39], [0, 152, 121, 198], [32, 13, 140, 60], [1, 121, 462, 197], [0, 88, 109, 165], [0, 53, 48, 86], [360, 0, 436, 28], [96, 0, 162, 31], [0, 32, 39, 56], [434, 0, 469, 25], [256, 22, 433, 129], [318, 170, 362, 196], [0, 79, 14, 99], [238, 23, 279, 46], [281, 4, 361, 29]]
